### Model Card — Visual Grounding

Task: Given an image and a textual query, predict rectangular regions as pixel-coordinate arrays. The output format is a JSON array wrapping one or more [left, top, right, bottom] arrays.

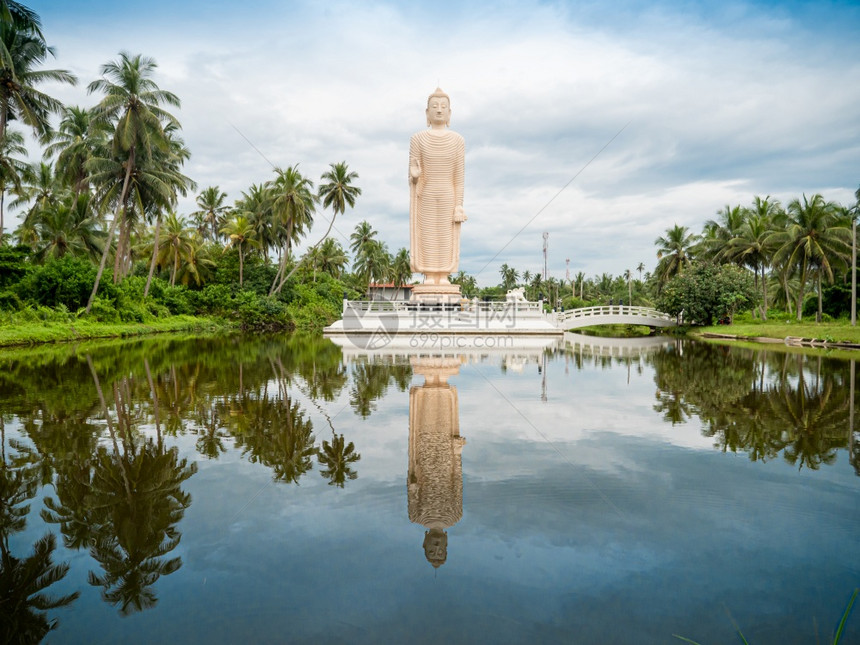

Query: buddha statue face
[[423, 528, 448, 567], [426, 95, 451, 127]]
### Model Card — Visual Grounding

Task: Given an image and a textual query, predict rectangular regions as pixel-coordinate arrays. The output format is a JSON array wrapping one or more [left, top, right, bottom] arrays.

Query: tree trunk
[[113, 219, 127, 283], [0, 189, 4, 245], [144, 212, 162, 298], [171, 242, 179, 287], [762, 265, 768, 321], [87, 149, 135, 314], [817, 272, 823, 323], [795, 260, 806, 322], [239, 247, 244, 287]]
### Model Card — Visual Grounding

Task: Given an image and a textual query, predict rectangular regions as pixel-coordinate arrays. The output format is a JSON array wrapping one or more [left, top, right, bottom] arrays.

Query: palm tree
[[349, 220, 377, 259], [499, 263, 518, 291], [31, 191, 103, 261], [317, 161, 360, 245], [574, 270, 586, 299], [44, 105, 106, 195], [84, 51, 181, 313], [143, 122, 195, 296], [0, 128, 29, 240], [220, 214, 258, 286], [313, 237, 348, 279], [769, 194, 851, 321], [655, 224, 697, 290], [700, 204, 747, 263], [391, 247, 412, 291], [354, 239, 391, 293], [726, 197, 782, 320], [0, 1, 44, 70], [636, 262, 645, 280], [0, 18, 76, 143], [191, 186, 229, 242], [157, 212, 195, 287], [623, 268, 632, 304], [267, 165, 317, 295], [235, 183, 274, 260]]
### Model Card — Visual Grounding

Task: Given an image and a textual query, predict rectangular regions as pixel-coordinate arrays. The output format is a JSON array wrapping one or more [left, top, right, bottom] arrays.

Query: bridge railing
[[343, 299, 544, 314], [553, 305, 675, 326]]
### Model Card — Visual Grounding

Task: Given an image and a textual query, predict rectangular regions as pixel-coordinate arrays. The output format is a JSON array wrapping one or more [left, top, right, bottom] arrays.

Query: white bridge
[[551, 305, 676, 330]]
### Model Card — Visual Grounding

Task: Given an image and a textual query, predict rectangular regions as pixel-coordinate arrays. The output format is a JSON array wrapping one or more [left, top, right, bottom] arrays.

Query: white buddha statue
[[409, 88, 467, 287]]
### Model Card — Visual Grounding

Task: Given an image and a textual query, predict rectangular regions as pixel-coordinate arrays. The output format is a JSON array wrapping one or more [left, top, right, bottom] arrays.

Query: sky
[[20, 0, 860, 285]]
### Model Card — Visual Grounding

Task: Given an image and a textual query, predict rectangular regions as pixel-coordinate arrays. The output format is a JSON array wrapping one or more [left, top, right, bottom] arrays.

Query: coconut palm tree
[[700, 204, 747, 263], [354, 239, 391, 293], [349, 220, 377, 258], [267, 165, 317, 295], [157, 212, 195, 287], [391, 247, 412, 291], [31, 191, 103, 261], [143, 122, 195, 296], [191, 186, 229, 242], [235, 183, 274, 261], [220, 214, 258, 286], [44, 105, 106, 195], [0, 17, 76, 143], [0, 128, 29, 240], [726, 199, 782, 320], [769, 193, 851, 321], [84, 51, 181, 313], [499, 263, 518, 291], [317, 161, 360, 244], [654, 224, 697, 290], [312, 237, 348, 279]]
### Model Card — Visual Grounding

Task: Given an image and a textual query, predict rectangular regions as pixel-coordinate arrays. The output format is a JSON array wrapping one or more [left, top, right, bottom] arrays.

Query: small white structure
[[368, 283, 413, 301], [506, 287, 527, 303]]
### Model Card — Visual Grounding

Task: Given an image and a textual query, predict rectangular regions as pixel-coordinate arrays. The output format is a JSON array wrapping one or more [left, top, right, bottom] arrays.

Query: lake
[[0, 333, 857, 644]]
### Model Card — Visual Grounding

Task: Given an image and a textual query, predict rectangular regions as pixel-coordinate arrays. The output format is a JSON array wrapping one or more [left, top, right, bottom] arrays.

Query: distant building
[[367, 283, 413, 301]]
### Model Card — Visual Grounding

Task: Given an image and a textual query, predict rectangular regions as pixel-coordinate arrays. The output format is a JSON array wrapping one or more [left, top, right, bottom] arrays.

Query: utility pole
[[542, 232, 549, 282], [565, 258, 570, 298]]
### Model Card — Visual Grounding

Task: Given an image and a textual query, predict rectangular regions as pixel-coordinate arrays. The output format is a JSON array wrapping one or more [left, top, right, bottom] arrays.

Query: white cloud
[[17, 0, 860, 284]]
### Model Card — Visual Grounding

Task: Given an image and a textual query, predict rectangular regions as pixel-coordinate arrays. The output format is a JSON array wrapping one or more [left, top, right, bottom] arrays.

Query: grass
[[673, 589, 857, 645], [0, 315, 230, 348], [694, 317, 860, 345]]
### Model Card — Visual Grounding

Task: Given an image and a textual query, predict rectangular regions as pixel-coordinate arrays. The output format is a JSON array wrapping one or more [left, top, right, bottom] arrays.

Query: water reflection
[[0, 333, 857, 642], [1, 419, 78, 641], [408, 357, 465, 568], [644, 341, 856, 472]]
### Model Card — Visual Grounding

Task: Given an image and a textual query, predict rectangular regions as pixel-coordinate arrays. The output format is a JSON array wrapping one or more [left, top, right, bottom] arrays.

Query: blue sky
[[22, 0, 860, 285]]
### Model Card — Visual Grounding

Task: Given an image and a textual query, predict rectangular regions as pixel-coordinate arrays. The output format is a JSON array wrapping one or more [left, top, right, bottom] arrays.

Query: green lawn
[[0, 316, 229, 347], [695, 319, 860, 344]]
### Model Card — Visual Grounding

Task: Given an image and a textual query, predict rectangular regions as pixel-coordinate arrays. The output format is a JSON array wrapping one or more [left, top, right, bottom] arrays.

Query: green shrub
[[17, 255, 116, 310], [84, 296, 120, 323]]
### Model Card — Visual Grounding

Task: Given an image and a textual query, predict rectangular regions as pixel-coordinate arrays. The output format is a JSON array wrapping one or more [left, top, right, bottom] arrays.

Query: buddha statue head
[[422, 528, 448, 568], [426, 87, 451, 127]]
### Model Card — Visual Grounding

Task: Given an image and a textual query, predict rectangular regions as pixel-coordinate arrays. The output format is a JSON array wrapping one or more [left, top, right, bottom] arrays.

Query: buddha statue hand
[[410, 158, 421, 182], [453, 205, 467, 223]]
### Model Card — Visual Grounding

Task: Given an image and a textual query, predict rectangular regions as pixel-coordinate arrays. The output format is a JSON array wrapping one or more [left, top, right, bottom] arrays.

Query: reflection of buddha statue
[[409, 88, 466, 292], [407, 357, 465, 568]]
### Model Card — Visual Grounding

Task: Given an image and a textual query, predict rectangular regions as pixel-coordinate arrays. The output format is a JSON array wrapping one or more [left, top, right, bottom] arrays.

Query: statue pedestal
[[410, 283, 462, 305]]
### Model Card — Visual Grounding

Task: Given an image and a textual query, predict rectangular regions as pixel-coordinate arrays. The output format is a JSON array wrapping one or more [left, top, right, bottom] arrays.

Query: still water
[[0, 333, 857, 644]]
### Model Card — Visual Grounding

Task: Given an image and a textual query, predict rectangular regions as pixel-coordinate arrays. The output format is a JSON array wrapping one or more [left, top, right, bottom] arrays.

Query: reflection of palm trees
[[81, 360, 197, 615], [230, 396, 317, 485], [648, 344, 852, 470], [770, 365, 849, 471], [0, 533, 79, 643], [1, 431, 78, 642], [318, 433, 360, 487], [349, 359, 413, 419]]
